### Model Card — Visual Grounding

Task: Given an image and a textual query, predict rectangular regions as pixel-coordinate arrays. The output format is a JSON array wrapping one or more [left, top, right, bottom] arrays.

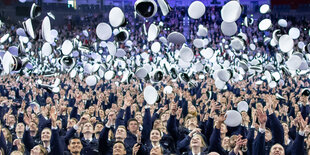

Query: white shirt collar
[[191, 152, 201, 155]]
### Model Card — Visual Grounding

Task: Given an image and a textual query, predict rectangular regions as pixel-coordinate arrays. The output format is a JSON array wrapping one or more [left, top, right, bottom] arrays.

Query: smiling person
[[138, 129, 170, 154], [65, 137, 83, 155], [113, 141, 127, 155], [23, 106, 63, 155], [30, 145, 47, 155]]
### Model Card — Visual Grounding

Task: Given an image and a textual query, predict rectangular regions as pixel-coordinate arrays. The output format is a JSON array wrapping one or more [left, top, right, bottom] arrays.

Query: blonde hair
[[10, 151, 23, 155], [190, 134, 206, 148], [2, 128, 12, 143]]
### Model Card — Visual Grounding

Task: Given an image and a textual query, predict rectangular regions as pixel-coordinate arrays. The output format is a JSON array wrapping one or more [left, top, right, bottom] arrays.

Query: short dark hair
[[68, 136, 81, 144], [127, 118, 139, 127]]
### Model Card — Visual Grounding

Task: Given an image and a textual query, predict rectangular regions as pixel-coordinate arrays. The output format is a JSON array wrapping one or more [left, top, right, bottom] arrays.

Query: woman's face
[[282, 123, 289, 134], [190, 135, 202, 147], [30, 145, 43, 155], [222, 137, 230, 147], [150, 130, 161, 142], [1, 129, 7, 139]]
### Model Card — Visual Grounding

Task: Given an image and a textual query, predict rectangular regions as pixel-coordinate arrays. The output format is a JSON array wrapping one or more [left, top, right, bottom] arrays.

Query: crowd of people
[[0, 1, 310, 155]]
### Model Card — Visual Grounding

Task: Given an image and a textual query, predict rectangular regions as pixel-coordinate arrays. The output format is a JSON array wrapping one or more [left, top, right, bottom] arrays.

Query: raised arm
[[50, 106, 64, 155], [266, 96, 284, 145], [252, 109, 267, 155], [208, 113, 225, 154], [141, 105, 151, 144], [166, 102, 179, 141]]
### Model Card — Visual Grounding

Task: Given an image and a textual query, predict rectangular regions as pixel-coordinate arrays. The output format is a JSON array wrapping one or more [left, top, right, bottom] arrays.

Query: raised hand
[[132, 143, 141, 155], [24, 114, 31, 126], [257, 109, 267, 129], [77, 115, 89, 126], [169, 102, 177, 116], [50, 106, 57, 127]]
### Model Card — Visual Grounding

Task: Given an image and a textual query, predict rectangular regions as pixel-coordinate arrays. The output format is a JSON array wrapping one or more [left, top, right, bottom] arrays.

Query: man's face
[[113, 143, 126, 155], [153, 120, 163, 129], [16, 123, 25, 133], [8, 115, 15, 124], [68, 139, 83, 154], [186, 117, 198, 127], [67, 119, 77, 129], [270, 144, 285, 155], [265, 130, 272, 141], [95, 124, 104, 133], [89, 106, 95, 114], [128, 121, 138, 133], [115, 127, 127, 139], [30, 122, 38, 135], [41, 129, 51, 142], [82, 122, 93, 134], [135, 114, 142, 124]]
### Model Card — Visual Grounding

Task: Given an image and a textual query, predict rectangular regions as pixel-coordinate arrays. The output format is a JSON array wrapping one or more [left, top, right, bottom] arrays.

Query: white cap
[[221, 1, 242, 22], [288, 27, 300, 39], [115, 48, 126, 57], [144, 85, 158, 104], [268, 81, 277, 88], [259, 19, 272, 31], [2, 52, 14, 74], [85, 75, 98, 86], [151, 42, 161, 53], [30, 3, 41, 19], [188, 1, 206, 19], [278, 19, 287, 27], [114, 29, 129, 42], [150, 69, 164, 83], [179, 46, 194, 62], [135, 0, 158, 18], [255, 80, 263, 85], [193, 39, 204, 48], [107, 41, 117, 56], [158, 0, 171, 16], [286, 55, 302, 70], [164, 86, 173, 94], [279, 35, 294, 53], [42, 16, 52, 43], [200, 48, 214, 60], [104, 70, 115, 80], [96, 22, 112, 40], [221, 21, 237, 36], [16, 28, 27, 37], [109, 7, 126, 27], [259, 4, 270, 14], [224, 110, 242, 127], [167, 32, 186, 45], [197, 25, 208, 37], [8, 46, 18, 56], [217, 69, 232, 82], [70, 69, 77, 78], [237, 101, 248, 112], [42, 42, 52, 57], [214, 78, 226, 90], [135, 67, 148, 79], [148, 23, 159, 42], [62, 40, 73, 55]]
